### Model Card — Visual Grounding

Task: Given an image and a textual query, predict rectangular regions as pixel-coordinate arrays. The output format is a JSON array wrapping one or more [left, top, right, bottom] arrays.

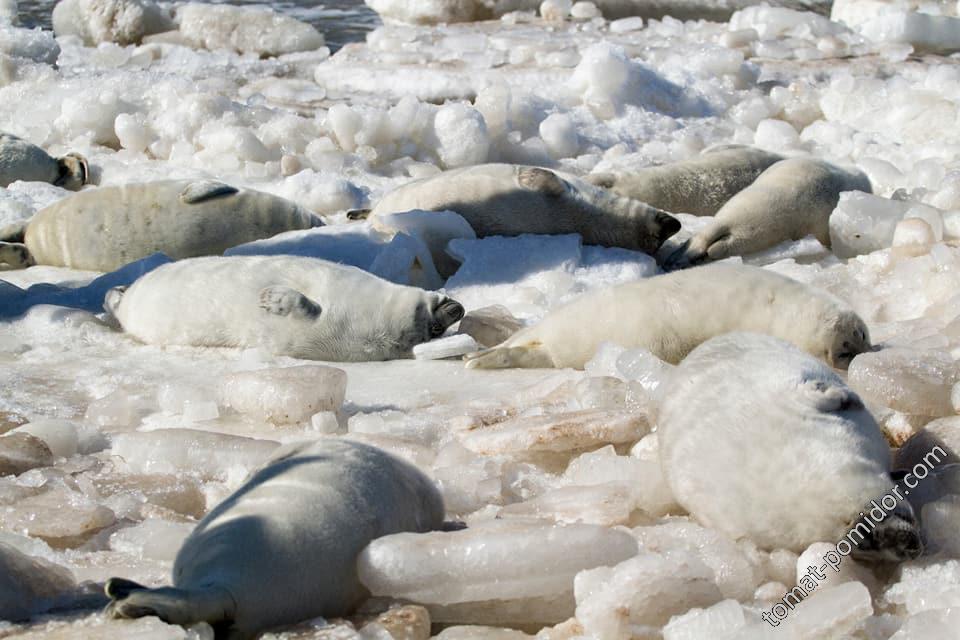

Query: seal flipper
[[180, 180, 240, 205], [105, 578, 235, 628], [517, 167, 567, 197], [259, 286, 322, 320], [347, 208, 371, 221], [464, 341, 554, 369], [0, 242, 34, 268]]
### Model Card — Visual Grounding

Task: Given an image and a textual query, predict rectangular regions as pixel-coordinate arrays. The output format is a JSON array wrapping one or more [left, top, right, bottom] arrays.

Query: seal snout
[[656, 212, 681, 243], [431, 297, 465, 337]]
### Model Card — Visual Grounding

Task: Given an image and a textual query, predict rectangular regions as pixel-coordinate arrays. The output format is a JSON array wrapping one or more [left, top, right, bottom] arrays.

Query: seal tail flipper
[[105, 577, 235, 627], [347, 208, 371, 221], [463, 341, 554, 369], [55, 152, 89, 191]]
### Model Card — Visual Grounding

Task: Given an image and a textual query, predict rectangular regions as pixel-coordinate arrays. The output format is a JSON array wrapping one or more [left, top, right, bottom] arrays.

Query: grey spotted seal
[[105, 439, 445, 639], [0, 179, 321, 271], [0, 132, 88, 190], [106, 255, 465, 362], [664, 157, 872, 268]]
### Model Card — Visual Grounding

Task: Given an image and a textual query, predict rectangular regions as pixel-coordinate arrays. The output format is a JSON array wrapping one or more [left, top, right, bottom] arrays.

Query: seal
[[465, 263, 871, 370], [105, 255, 465, 362], [0, 179, 321, 271], [105, 438, 445, 639], [664, 157, 872, 268], [354, 163, 680, 269], [0, 132, 88, 190], [587, 145, 784, 216], [657, 332, 922, 559]]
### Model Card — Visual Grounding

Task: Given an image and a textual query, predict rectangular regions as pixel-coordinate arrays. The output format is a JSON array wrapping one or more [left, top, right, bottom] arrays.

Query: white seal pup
[[105, 439, 445, 638], [0, 180, 321, 271], [465, 263, 871, 370], [657, 332, 922, 559], [106, 255, 465, 362], [355, 164, 681, 259], [0, 132, 88, 190], [664, 157, 872, 268], [587, 145, 784, 216]]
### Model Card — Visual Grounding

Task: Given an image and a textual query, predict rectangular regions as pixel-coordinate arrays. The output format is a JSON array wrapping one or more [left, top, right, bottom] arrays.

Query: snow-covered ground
[[3, 0, 960, 638]]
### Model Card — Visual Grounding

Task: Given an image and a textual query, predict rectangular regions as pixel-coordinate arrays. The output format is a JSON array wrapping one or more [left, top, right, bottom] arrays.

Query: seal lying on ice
[[664, 157, 872, 268], [105, 439, 445, 639], [587, 145, 784, 216], [0, 179, 321, 271], [0, 132, 88, 190], [657, 332, 922, 559], [106, 255, 465, 362], [465, 263, 871, 370], [353, 163, 681, 275]]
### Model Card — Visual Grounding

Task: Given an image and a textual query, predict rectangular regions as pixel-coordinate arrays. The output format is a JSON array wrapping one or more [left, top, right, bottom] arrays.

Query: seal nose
[[657, 212, 681, 243], [434, 298, 465, 328]]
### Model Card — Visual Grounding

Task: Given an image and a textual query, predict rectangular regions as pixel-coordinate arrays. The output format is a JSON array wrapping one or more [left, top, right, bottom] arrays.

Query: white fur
[[22, 180, 319, 271], [588, 145, 784, 216], [466, 263, 871, 370], [52, 0, 173, 46], [369, 163, 680, 256], [666, 157, 872, 267], [657, 332, 892, 551], [107, 439, 444, 638], [109, 255, 463, 362]]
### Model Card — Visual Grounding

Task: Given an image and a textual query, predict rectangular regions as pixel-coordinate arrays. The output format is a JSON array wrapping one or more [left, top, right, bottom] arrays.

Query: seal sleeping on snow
[[106, 439, 445, 639], [466, 263, 871, 370], [0, 179, 320, 271], [106, 255, 464, 362], [658, 332, 922, 559], [0, 132, 88, 190], [352, 163, 681, 276]]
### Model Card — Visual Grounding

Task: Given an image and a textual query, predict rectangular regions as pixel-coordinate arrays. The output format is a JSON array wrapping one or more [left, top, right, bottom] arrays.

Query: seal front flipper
[[0, 242, 34, 268], [179, 180, 240, 204], [259, 286, 322, 320], [55, 152, 89, 191], [463, 341, 553, 369], [105, 578, 235, 628], [347, 208, 371, 221]]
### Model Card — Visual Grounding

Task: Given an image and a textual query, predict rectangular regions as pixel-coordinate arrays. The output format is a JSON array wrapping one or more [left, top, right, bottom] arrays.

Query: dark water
[[16, 0, 380, 51]]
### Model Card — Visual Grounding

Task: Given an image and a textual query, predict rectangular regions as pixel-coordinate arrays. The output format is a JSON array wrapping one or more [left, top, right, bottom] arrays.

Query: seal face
[[105, 439, 445, 638], [657, 332, 922, 560], [664, 157, 872, 268], [107, 255, 464, 362], [16, 179, 321, 271], [365, 163, 680, 262], [465, 263, 871, 370]]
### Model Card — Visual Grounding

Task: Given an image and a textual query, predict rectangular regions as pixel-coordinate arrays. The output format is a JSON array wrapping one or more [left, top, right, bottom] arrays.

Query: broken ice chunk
[[109, 518, 194, 563], [848, 348, 960, 417], [496, 484, 636, 526], [3, 487, 115, 548], [219, 365, 347, 424], [358, 521, 638, 607], [457, 305, 524, 348], [11, 419, 79, 458], [110, 429, 279, 481], [459, 409, 648, 455], [662, 599, 746, 640], [414, 334, 479, 361], [781, 581, 872, 638], [883, 559, 960, 615], [574, 551, 723, 636], [829, 191, 910, 259], [0, 432, 53, 476]]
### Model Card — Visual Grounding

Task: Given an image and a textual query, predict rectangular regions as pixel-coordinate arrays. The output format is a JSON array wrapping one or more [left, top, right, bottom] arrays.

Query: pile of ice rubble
[[4, 0, 960, 638]]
